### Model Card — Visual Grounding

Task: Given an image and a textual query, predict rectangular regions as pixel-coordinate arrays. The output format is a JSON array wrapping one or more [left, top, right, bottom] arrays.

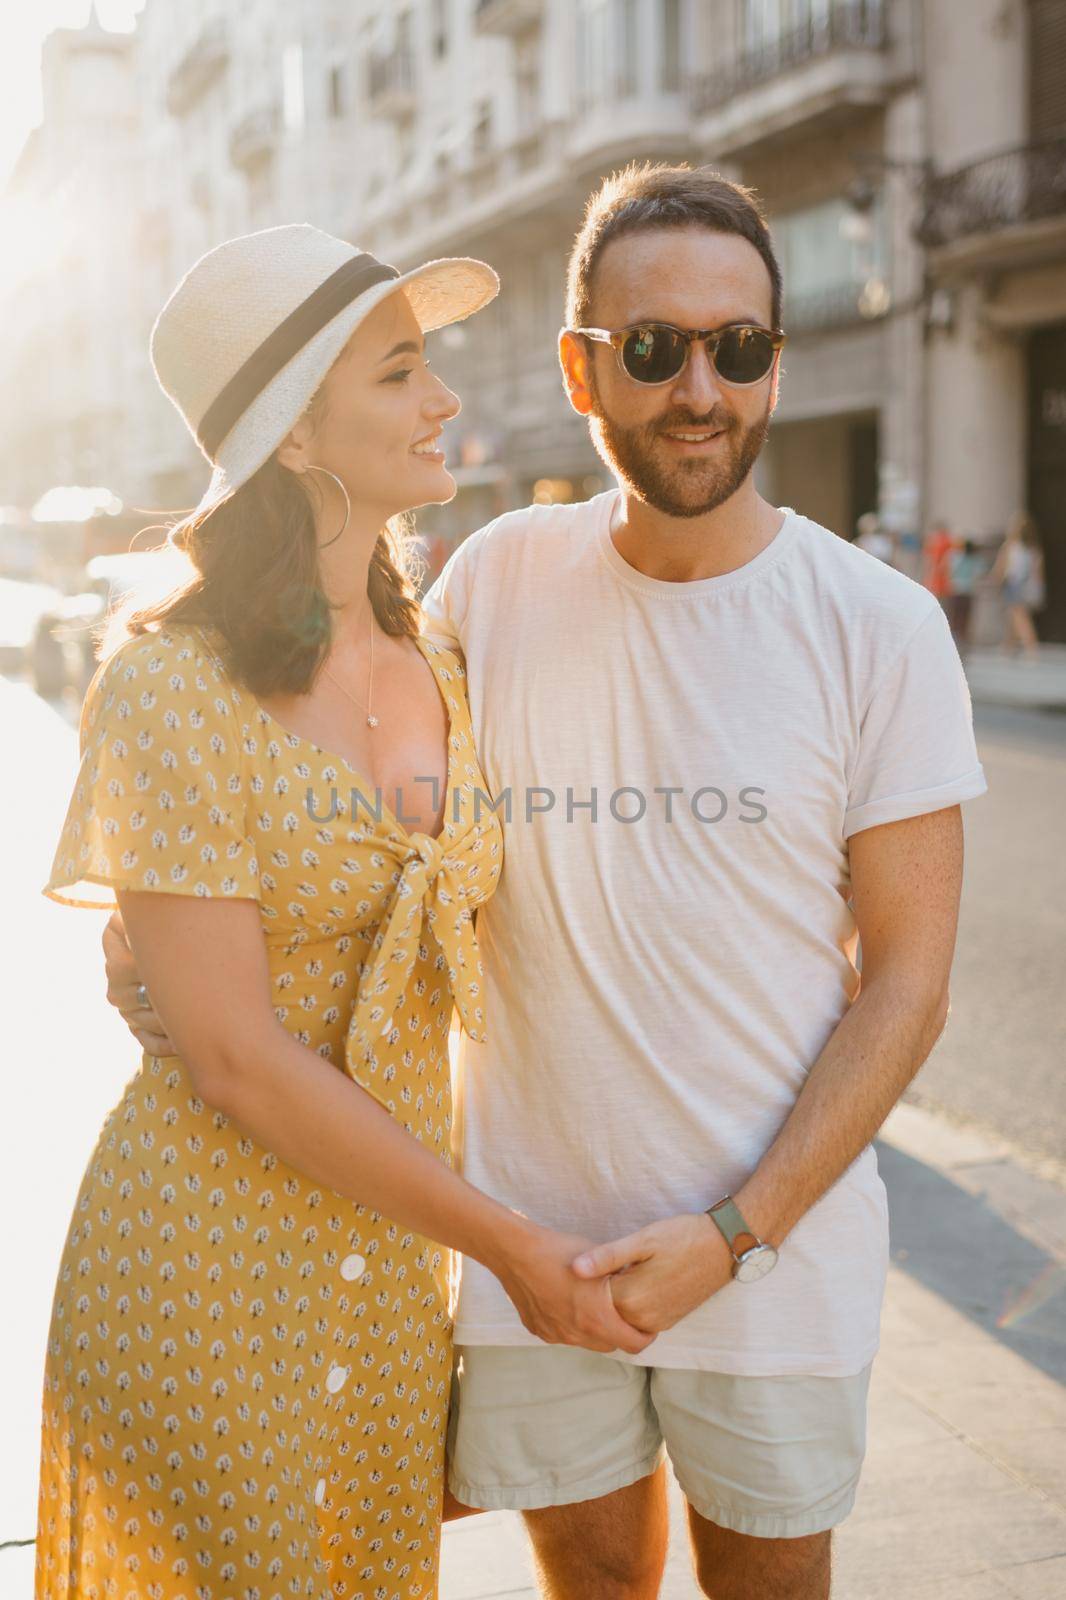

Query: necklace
[[323, 596, 378, 728]]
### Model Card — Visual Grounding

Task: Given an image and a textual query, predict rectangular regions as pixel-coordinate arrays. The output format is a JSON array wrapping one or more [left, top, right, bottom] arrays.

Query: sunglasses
[[572, 322, 786, 387]]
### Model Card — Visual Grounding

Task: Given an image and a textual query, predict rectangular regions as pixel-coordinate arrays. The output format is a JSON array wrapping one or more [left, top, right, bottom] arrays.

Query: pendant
[[367, 715, 379, 728]]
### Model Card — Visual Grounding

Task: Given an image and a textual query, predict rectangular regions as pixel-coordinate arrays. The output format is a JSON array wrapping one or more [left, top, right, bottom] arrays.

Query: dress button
[[314, 1478, 326, 1507], [325, 1365, 348, 1395], [340, 1253, 366, 1282]]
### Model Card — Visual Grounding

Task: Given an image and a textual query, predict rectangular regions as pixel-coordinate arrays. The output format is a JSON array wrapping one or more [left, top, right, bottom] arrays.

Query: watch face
[[735, 1244, 779, 1283]]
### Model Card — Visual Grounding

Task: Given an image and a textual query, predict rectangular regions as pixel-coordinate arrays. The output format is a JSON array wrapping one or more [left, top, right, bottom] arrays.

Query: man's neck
[[610, 481, 784, 584]]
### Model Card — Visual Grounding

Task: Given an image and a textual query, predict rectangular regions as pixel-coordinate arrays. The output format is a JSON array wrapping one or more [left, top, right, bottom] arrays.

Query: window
[[282, 42, 305, 132], [741, 0, 831, 53], [328, 62, 347, 118], [516, 53, 540, 135], [578, 0, 640, 108], [432, 0, 449, 59], [742, 0, 782, 54], [662, 0, 681, 90], [473, 100, 492, 158], [772, 192, 889, 327], [616, 0, 638, 97], [576, 0, 610, 110]]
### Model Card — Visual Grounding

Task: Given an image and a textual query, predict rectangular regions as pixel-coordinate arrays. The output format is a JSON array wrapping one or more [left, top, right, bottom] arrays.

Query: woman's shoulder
[[92, 620, 238, 694], [80, 620, 241, 750]]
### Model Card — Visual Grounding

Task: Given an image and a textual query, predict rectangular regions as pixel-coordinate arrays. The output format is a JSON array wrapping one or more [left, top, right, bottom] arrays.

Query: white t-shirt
[[422, 489, 987, 1375]]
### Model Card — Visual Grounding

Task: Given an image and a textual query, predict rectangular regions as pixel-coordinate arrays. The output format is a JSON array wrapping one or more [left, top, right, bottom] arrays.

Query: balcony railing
[[917, 135, 1066, 249], [166, 20, 229, 117], [367, 49, 416, 117], [692, 0, 886, 116], [474, 0, 544, 34], [783, 279, 891, 334]]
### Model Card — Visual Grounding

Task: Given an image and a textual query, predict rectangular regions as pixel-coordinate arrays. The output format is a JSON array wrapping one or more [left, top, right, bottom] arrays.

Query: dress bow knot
[[343, 824, 488, 1103]]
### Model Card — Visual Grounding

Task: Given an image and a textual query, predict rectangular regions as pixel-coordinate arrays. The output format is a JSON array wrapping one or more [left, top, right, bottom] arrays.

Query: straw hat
[[149, 222, 500, 513]]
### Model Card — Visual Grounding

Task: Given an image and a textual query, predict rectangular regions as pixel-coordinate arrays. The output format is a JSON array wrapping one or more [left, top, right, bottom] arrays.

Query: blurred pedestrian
[[987, 512, 1044, 660], [854, 510, 895, 564], [923, 518, 957, 611], [945, 537, 983, 656]]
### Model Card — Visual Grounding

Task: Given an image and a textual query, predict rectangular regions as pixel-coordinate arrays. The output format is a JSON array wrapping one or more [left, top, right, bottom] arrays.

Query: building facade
[[1, 0, 1063, 632], [919, 0, 1066, 639], [1, 6, 141, 506]]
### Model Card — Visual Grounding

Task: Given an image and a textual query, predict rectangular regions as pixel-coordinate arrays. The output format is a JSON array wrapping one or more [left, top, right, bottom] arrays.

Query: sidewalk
[[963, 644, 1066, 712], [441, 1101, 1066, 1599]]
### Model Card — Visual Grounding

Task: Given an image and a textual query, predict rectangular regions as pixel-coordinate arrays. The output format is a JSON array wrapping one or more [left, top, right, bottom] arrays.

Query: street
[[1, 668, 1064, 1596], [908, 701, 1066, 1178]]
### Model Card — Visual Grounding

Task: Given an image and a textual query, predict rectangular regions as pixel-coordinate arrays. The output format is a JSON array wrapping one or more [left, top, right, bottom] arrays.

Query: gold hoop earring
[[304, 464, 350, 548]]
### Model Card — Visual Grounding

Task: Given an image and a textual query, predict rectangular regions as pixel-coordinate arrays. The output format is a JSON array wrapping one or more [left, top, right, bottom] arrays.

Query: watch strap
[[707, 1195, 756, 1257]]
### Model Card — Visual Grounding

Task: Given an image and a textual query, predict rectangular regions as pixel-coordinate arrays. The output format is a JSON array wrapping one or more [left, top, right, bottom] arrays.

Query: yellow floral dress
[[37, 620, 503, 1600]]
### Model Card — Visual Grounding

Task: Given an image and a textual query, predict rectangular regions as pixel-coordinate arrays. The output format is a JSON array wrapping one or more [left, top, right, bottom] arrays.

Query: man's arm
[[103, 909, 176, 1055], [733, 803, 958, 1244], [572, 806, 963, 1333]]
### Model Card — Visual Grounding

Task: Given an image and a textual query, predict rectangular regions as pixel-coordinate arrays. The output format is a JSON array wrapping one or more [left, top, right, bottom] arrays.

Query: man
[[103, 165, 987, 1599]]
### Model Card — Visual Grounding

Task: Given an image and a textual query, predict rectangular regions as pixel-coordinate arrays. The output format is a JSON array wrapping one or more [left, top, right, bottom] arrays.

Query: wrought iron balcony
[[474, 0, 545, 34], [917, 135, 1066, 250], [367, 49, 416, 118], [166, 20, 229, 117], [783, 278, 892, 334], [692, 0, 886, 116]]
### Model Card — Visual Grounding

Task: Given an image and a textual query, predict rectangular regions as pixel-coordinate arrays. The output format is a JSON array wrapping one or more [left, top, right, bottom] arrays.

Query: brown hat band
[[197, 251, 400, 460]]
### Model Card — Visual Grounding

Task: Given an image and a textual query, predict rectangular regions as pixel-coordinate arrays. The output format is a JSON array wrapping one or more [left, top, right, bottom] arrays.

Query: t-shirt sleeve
[[42, 628, 261, 908], [420, 523, 493, 651], [843, 601, 987, 840]]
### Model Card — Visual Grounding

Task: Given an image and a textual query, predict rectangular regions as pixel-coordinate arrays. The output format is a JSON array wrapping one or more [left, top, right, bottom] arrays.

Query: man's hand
[[570, 1213, 735, 1336], [103, 909, 176, 1056], [493, 1223, 658, 1356]]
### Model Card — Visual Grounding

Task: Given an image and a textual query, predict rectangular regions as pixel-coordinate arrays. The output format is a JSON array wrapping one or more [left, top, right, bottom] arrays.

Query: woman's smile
[[411, 427, 446, 463]]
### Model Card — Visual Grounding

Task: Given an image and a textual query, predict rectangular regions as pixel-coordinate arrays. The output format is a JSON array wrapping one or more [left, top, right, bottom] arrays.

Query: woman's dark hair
[[100, 381, 424, 694], [566, 161, 783, 331]]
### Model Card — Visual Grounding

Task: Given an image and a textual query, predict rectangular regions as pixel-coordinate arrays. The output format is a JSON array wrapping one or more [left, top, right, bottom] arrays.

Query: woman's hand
[[570, 1214, 735, 1336], [103, 909, 176, 1056], [490, 1221, 657, 1356]]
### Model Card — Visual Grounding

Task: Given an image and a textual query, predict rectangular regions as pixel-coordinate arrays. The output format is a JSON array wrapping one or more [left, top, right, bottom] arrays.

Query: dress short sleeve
[[43, 625, 261, 909], [843, 600, 988, 841]]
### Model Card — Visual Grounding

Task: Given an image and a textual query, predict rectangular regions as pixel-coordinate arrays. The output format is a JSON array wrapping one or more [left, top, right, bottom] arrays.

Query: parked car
[[30, 590, 105, 698], [30, 552, 164, 699], [0, 576, 64, 676]]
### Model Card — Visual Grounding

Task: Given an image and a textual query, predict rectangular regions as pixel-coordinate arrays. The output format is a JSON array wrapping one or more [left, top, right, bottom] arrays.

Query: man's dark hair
[[566, 162, 783, 332]]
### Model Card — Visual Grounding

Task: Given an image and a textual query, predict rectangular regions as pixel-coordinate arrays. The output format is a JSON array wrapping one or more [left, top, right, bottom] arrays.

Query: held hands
[[495, 1224, 657, 1357], [571, 1213, 736, 1337], [103, 909, 175, 1057]]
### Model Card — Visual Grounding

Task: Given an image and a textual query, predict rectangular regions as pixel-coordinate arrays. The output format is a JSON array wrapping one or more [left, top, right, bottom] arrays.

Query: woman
[[37, 224, 648, 1600], [987, 511, 1044, 660]]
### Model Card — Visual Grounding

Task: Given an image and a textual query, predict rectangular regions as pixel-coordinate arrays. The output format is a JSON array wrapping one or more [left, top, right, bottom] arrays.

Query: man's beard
[[588, 379, 772, 519]]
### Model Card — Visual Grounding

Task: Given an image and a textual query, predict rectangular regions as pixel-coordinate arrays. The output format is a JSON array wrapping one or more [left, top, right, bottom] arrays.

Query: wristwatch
[[706, 1196, 779, 1283]]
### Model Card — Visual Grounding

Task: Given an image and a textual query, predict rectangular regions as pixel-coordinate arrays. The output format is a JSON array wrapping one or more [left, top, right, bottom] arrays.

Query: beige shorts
[[447, 1345, 873, 1539]]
